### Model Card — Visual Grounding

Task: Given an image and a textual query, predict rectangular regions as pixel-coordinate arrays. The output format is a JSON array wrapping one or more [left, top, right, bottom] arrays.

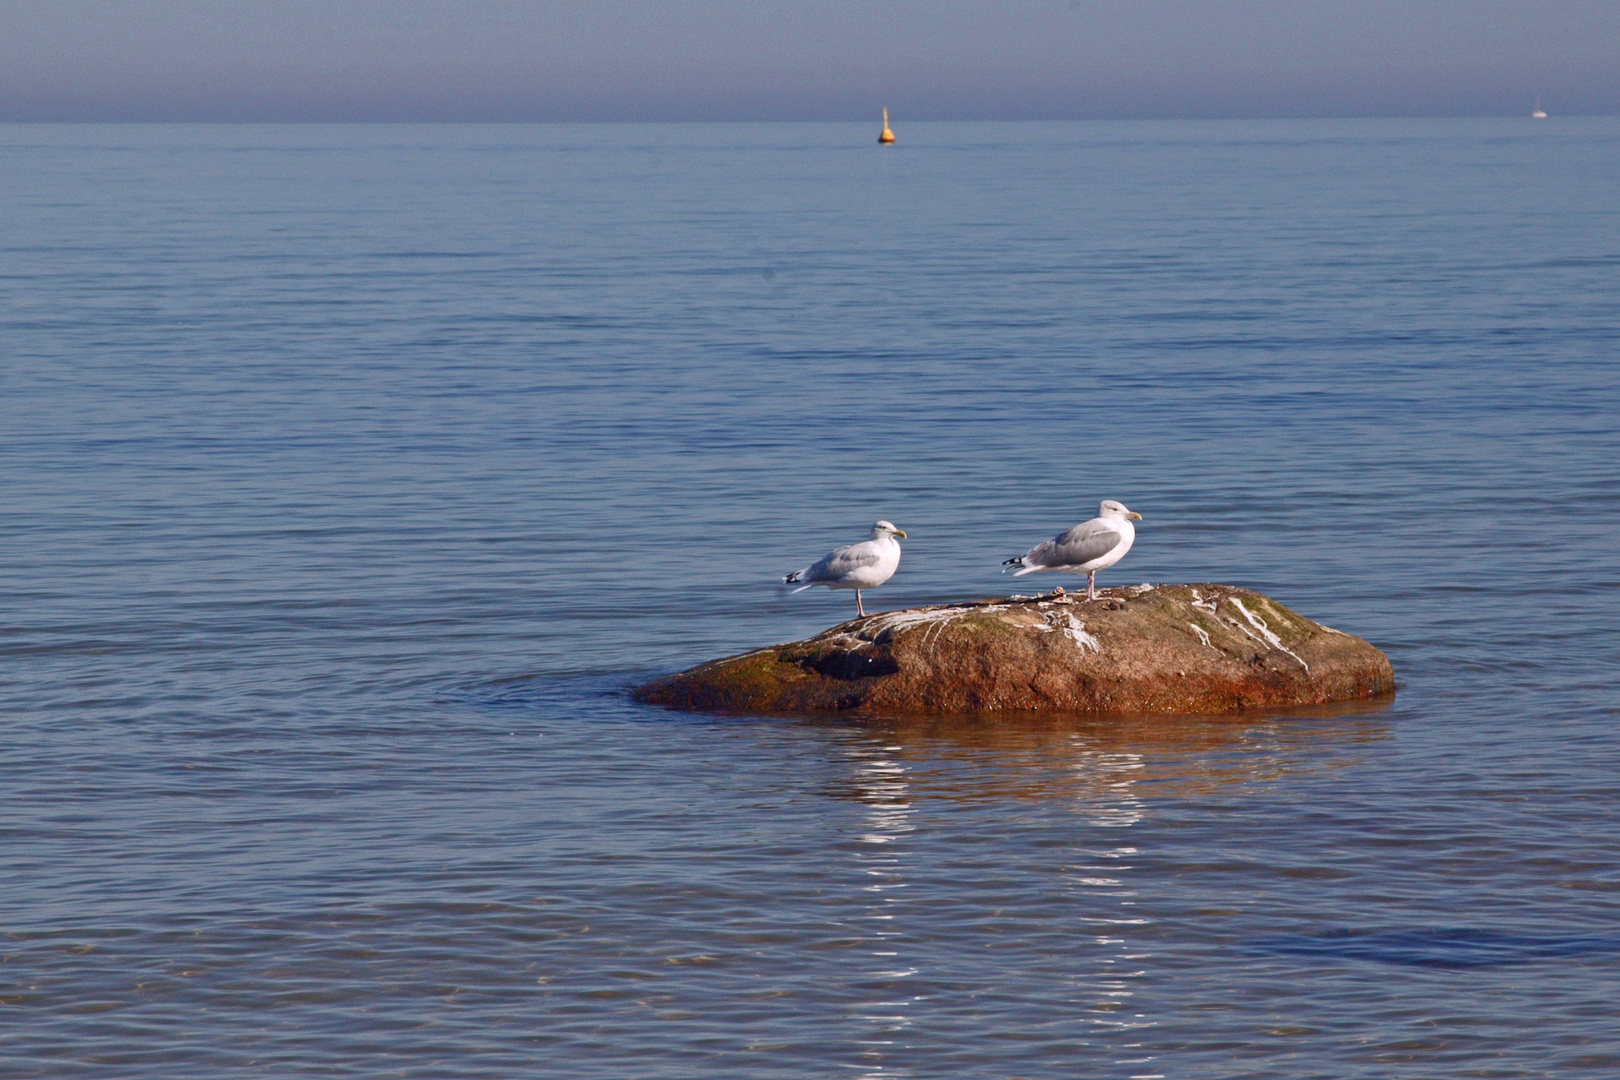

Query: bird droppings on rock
[[634, 583, 1395, 717]]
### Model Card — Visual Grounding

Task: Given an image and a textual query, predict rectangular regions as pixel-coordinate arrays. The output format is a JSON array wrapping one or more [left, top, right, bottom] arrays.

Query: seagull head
[[1099, 500, 1143, 521], [871, 520, 908, 539]]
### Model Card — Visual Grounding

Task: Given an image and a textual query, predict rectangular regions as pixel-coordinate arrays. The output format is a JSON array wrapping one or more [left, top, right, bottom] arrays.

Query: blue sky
[[1, 0, 1613, 121]]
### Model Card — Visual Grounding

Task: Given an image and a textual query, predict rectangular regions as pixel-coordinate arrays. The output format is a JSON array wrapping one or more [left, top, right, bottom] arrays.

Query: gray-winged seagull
[[1003, 500, 1143, 601], [784, 521, 907, 617]]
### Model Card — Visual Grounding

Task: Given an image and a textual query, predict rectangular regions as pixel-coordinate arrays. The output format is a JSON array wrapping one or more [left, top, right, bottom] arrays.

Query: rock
[[634, 584, 1394, 716]]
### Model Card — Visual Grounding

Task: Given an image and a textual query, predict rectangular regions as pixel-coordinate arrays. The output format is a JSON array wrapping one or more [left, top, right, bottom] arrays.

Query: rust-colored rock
[[634, 584, 1394, 716]]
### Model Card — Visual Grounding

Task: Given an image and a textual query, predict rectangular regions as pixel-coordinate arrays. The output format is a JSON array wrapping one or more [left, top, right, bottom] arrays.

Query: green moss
[[959, 613, 1019, 635], [706, 650, 793, 698]]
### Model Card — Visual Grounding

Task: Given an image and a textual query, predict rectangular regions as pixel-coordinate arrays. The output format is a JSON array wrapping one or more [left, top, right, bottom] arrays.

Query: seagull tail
[[1001, 556, 1026, 574], [784, 568, 814, 592]]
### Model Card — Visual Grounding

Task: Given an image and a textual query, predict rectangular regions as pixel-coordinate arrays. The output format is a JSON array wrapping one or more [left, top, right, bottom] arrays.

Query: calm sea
[[2, 119, 1617, 1078]]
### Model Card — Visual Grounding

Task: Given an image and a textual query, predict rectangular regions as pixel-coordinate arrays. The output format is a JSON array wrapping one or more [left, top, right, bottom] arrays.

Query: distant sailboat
[[1532, 97, 1547, 119], [878, 108, 896, 144]]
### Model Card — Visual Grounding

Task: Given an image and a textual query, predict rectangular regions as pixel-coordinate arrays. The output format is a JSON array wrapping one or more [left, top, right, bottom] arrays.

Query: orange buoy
[[878, 107, 896, 144]]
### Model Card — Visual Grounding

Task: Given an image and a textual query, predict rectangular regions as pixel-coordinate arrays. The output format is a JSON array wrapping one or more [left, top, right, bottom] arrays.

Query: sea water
[[2, 119, 1618, 1077]]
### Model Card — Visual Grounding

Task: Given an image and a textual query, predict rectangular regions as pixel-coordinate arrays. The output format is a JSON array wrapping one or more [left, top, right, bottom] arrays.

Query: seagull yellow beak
[[1127, 512, 1143, 520], [894, 529, 908, 538]]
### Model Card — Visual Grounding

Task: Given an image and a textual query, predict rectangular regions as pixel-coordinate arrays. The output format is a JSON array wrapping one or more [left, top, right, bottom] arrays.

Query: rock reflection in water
[[818, 697, 1393, 805], [816, 702, 1392, 1076]]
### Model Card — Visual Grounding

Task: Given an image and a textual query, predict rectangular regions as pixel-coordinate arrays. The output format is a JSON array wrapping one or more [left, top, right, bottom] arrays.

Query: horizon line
[[1, 112, 1607, 125]]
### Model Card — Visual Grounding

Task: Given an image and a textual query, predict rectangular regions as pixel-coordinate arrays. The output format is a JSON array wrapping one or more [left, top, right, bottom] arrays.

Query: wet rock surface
[[634, 584, 1395, 716]]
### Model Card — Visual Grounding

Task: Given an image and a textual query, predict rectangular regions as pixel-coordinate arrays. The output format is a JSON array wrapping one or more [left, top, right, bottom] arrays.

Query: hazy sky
[[1, 0, 1613, 121]]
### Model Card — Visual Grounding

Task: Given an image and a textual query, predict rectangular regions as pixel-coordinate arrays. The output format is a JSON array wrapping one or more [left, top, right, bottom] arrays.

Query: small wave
[[1250, 927, 1620, 969]]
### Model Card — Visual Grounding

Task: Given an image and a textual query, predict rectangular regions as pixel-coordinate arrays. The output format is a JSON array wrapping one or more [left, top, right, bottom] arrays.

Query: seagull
[[784, 521, 907, 617], [1003, 499, 1143, 601]]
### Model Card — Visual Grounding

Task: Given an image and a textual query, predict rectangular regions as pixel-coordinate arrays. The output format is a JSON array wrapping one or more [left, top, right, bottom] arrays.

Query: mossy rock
[[634, 584, 1394, 717]]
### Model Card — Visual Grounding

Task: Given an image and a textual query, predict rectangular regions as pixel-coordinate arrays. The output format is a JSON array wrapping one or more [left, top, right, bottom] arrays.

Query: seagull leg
[[1087, 571, 1098, 602], [856, 590, 866, 617]]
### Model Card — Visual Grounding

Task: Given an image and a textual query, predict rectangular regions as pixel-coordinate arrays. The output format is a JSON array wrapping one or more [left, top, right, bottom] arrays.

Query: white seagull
[[1003, 499, 1143, 601], [784, 521, 907, 617]]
